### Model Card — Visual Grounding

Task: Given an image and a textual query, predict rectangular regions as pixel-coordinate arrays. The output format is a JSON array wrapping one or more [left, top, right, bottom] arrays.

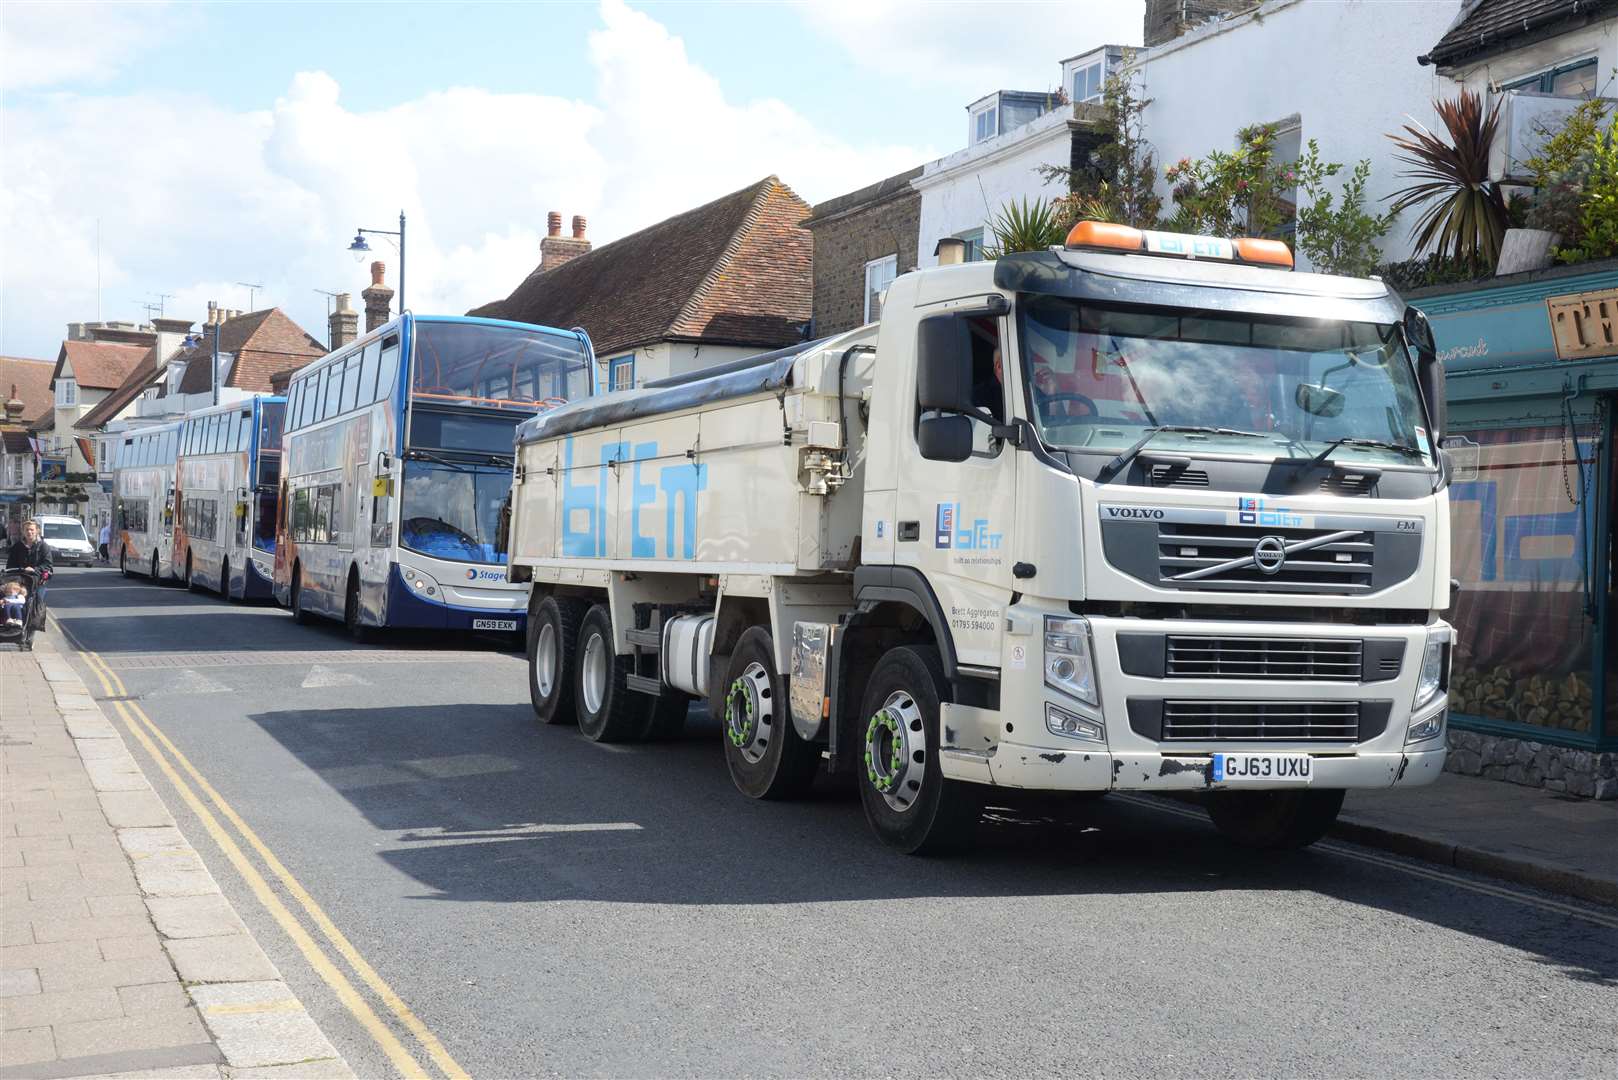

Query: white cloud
[[0, 0, 932, 360], [798, 0, 1144, 99], [0, 1, 176, 91]]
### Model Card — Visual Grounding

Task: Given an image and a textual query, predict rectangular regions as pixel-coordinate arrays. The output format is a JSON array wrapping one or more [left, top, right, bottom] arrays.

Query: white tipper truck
[[505, 221, 1454, 854]]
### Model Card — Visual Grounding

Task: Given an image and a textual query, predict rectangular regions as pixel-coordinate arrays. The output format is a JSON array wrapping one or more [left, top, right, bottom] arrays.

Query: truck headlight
[[1044, 615, 1097, 705], [1412, 629, 1449, 711], [1406, 709, 1445, 745], [1046, 704, 1105, 743]]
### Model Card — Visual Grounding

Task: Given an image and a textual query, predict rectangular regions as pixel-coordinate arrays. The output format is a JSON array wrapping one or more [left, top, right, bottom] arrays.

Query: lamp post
[[348, 210, 406, 313]]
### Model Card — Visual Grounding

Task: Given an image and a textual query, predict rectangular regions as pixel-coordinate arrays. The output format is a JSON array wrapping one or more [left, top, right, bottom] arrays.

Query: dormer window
[[1072, 61, 1103, 104], [55, 378, 77, 407], [972, 104, 998, 144]]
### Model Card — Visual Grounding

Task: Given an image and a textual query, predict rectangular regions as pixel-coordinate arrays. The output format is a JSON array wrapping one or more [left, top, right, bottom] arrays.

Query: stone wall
[[804, 174, 922, 338], [1445, 728, 1617, 799]]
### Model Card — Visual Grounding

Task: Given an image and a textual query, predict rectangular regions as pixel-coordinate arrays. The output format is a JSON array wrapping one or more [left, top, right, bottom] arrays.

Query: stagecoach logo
[[1253, 535, 1288, 575], [466, 567, 505, 582]]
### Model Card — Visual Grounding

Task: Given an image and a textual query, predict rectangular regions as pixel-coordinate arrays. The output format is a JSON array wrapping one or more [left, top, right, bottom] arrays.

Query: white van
[[37, 514, 96, 567]]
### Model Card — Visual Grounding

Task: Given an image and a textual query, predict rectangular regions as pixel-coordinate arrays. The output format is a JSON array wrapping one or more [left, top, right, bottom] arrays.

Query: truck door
[[894, 315, 1019, 669]]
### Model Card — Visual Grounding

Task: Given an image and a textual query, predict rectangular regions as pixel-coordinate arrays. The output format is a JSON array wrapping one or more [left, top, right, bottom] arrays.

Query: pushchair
[[0, 569, 45, 652]]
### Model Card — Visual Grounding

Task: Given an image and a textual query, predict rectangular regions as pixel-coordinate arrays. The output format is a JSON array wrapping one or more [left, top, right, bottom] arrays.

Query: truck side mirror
[[918, 414, 973, 462], [1405, 307, 1444, 441], [916, 315, 975, 414]]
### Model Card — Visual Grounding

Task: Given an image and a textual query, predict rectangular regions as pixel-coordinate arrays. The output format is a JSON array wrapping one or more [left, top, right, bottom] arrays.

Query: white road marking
[[393, 822, 643, 846], [301, 664, 370, 689], [148, 668, 231, 695]]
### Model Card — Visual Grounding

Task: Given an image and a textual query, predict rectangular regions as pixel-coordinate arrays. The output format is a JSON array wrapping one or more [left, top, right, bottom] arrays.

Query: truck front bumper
[[939, 603, 1449, 793]]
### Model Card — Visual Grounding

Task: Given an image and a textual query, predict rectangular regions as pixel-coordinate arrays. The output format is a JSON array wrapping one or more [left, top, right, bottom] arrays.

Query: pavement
[[0, 637, 352, 1080], [1339, 769, 1618, 906]]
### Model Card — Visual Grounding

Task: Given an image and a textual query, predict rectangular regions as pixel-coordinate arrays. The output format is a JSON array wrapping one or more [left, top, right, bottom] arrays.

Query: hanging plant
[[1386, 89, 1510, 266]]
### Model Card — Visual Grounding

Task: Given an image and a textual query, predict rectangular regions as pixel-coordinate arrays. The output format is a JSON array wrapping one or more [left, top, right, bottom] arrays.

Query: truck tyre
[[720, 627, 819, 800], [529, 595, 585, 726], [856, 645, 983, 855], [573, 604, 648, 742], [1205, 789, 1345, 851]]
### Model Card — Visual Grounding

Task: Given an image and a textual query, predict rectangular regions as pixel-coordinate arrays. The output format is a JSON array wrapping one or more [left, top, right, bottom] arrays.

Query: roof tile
[[0, 356, 56, 425]]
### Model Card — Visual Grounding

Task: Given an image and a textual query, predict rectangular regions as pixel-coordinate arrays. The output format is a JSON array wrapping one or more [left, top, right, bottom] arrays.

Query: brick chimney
[[540, 210, 592, 272], [329, 293, 358, 349], [362, 262, 394, 332], [151, 317, 193, 367]]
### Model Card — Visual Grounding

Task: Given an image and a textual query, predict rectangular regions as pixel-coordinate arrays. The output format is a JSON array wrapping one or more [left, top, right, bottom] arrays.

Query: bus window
[[163, 428, 176, 462], [376, 336, 399, 403], [237, 411, 252, 452], [340, 356, 360, 413], [324, 361, 344, 417], [358, 341, 380, 403], [300, 376, 318, 427]]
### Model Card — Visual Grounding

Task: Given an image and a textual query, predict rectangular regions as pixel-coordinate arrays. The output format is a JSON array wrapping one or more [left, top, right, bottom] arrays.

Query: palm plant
[[1387, 89, 1510, 266], [984, 197, 1067, 258]]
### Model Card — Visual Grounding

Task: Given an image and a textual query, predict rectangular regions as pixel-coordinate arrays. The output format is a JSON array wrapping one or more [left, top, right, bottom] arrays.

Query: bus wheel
[[290, 566, 312, 624], [344, 572, 370, 643], [119, 549, 129, 578], [855, 645, 982, 855], [1205, 789, 1345, 851], [221, 559, 238, 602], [529, 596, 584, 725], [572, 604, 647, 743], [185, 554, 196, 592], [720, 627, 819, 800]]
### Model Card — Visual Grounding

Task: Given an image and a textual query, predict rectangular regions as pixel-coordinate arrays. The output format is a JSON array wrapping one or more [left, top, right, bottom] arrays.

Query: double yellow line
[[60, 626, 470, 1080]]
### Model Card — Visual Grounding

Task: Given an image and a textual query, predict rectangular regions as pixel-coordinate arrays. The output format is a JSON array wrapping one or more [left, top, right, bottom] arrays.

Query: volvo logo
[[1253, 535, 1288, 575], [1105, 507, 1166, 520]]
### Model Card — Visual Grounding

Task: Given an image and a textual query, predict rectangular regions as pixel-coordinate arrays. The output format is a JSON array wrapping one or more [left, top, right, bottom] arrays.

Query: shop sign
[[1546, 287, 1618, 361]]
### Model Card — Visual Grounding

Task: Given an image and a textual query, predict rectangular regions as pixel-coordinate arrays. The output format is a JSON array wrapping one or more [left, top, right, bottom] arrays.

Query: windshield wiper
[[1307, 436, 1426, 470], [404, 448, 511, 472], [1095, 425, 1276, 484]]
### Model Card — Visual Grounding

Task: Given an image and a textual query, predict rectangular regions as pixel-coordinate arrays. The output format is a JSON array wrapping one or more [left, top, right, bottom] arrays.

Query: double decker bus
[[111, 422, 180, 581], [173, 396, 286, 600], [274, 314, 593, 638]]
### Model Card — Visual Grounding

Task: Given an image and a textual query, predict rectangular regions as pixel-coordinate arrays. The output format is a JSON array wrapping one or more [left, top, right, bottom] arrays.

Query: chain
[[1560, 395, 1604, 508]]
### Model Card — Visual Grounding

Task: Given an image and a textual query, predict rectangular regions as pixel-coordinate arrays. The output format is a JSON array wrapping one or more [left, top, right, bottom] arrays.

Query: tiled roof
[[175, 309, 326, 395], [0, 356, 56, 425], [470, 176, 813, 356], [74, 348, 159, 431], [1424, 0, 1618, 67], [52, 340, 147, 392]]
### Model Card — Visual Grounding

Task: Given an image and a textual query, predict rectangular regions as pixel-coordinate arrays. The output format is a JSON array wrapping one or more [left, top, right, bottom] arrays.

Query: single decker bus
[[273, 314, 594, 639], [173, 395, 286, 600]]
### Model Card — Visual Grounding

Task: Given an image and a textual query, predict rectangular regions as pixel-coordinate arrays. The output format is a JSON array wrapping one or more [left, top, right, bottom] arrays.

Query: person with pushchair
[[5, 519, 52, 647]]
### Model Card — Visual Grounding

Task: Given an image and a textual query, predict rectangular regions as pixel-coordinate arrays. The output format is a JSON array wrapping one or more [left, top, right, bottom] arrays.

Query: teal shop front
[[1410, 260, 1618, 779]]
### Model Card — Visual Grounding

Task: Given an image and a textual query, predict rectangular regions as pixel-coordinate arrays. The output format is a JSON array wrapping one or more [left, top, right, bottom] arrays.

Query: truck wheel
[[720, 627, 819, 800], [573, 604, 648, 742], [529, 595, 585, 725], [856, 645, 983, 855], [1205, 789, 1345, 851]]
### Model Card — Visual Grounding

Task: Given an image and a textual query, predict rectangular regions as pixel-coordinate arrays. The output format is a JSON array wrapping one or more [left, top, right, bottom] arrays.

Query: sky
[[0, 0, 1143, 362]]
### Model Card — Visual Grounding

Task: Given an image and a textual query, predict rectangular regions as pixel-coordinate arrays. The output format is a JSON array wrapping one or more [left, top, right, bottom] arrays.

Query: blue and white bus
[[173, 396, 285, 600], [111, 422, 180, 581], [274, 314, 593, 639]]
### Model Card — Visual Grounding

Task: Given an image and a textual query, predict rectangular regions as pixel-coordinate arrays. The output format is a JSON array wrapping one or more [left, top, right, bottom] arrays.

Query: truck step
[[625, 628, 662, 649], [625, 673, 664, 696]]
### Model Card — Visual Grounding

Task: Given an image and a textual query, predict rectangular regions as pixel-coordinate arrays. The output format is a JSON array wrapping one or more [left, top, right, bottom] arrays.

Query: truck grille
[[1158, 523, 1373, 593], [1161, 700, 1361, 741], [1165, 636, 1363, 681]]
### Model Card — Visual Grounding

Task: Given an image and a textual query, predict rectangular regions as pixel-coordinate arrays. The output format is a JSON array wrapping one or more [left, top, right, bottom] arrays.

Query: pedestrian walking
[[4, 519, 52, 638], [98, 520, 111, 563]]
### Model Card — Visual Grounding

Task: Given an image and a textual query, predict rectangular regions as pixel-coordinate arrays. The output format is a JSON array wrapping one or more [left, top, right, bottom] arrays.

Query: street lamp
[[347, 210, 406, 313]]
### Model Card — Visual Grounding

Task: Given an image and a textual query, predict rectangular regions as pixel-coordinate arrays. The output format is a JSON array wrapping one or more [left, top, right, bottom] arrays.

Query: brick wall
[[805, 182, 921, 337]]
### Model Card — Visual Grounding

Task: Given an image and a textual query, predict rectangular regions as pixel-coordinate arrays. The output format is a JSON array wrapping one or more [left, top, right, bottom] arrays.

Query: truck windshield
[[412, 321, 591, 410], [399, 459, 509, 565], [1018, 296, 1433, 467]]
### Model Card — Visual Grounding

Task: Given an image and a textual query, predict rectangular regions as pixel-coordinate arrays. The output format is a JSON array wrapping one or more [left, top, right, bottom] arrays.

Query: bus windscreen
[[411, 321, 591, 410]]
